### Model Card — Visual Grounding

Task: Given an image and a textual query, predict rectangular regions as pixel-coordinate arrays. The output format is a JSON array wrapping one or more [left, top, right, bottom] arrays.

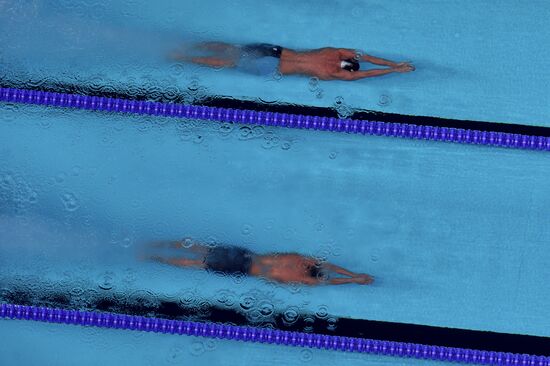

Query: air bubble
[[188, 79, 200, 92], [180, 289, 198, 307], [334, 96, 344, 105], [216, 289, 236, 306], [204, 339, 216, 351], [39, 119, 52, 129], [300, 349, 313, 362], [371, 254, 379, 262], [166, 345, 184, 364], [283, 307, 299, 324], [241, 224, 252, 235], [252, 126, 265, 137], [180, 237, 194, 248], [120, 237, 133, 248], [190, 341, 205, 356], [230, 272, 243, 285], [377, 94, 392, 107], [327, 317, 337, 331], [239, 295, 256, 311], [308, 77, 319, 91], [239, 126, 254, 140], [98, 271, 115, 291], [169, 62, 186, 76], [164, 86, 181, 101], [329, 152, 337, 159], [272, 70, 283, 80], [258, 97, 279, 104], [197, 299, 212, 316], [70, 286, 85, 297], [281, 141, 291, 150], [331, 246, 342, 257], [315, 305, 329, 319], [61, 192, 80, 211], [193, 134, 204, 144], [258, 300, 274, 317], [247, 309, 262, 322], [205, 236, 218, 248], [262, 132, 280, 149], [315, 89, 324, 99], [303, 315, 315, 329], [122, 268, 137, 285], [218, 122, 234, 135]]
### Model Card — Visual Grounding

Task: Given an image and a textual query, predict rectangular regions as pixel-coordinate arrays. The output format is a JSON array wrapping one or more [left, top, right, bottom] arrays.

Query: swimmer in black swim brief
[[171, 41, 414, 81], [145, 239, 373, 286]]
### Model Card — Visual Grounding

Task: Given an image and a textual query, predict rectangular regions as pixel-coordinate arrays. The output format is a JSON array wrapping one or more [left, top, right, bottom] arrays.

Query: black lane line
[[2, 78, 550, 137], [2, 283, 549, 356]]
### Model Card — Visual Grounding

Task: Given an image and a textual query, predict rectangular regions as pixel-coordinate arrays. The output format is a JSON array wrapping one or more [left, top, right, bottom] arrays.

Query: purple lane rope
[[1, 87, 550, 151], [1, 303, 548, 366]]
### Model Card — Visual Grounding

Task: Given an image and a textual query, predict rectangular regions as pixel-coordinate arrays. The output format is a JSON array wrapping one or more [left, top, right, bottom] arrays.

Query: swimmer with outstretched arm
[[145, 239, 374, 286], [172, 41, 414, 81]]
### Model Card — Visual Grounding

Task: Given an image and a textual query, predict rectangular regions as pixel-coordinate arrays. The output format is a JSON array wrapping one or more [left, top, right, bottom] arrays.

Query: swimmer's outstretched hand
[[353, 274, 374, 285], [393, 62, 415, 72]]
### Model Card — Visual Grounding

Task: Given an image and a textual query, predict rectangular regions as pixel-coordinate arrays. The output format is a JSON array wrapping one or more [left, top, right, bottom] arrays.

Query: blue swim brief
[[236, 43, 283, 76]]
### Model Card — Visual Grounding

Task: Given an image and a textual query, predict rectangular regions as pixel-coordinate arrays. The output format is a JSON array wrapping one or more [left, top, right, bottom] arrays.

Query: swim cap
[[340, 58, 360, 72]]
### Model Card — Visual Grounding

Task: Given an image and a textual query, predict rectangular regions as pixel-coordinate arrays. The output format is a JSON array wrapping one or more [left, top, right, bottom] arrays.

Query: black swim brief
[[203, 245, 253, 275]]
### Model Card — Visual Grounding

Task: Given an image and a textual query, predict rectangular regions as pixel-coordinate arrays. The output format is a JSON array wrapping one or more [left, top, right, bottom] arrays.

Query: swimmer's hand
[[353, 274, 374, 285], [393, 62, 415, 72]]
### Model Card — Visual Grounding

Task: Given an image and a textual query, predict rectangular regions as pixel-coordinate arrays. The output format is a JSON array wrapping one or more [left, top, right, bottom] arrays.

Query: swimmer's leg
[[150, 240, 185, 249], [149, 255, 206, 269], [195, 42, 238, 53], [171, 41, 240, 68], [190, 56, 236, 68]]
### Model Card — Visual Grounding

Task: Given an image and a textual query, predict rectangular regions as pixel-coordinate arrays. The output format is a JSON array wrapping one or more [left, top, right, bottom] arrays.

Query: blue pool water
[[1, 0, 549, 126], [2, 1, 550, 365]]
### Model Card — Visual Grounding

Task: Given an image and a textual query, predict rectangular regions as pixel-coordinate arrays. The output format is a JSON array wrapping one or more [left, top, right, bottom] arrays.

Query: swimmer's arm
[[323, 263, 357, 277], [360, 54, 399, 67], [335, 68, 396, 80], [338, 49, 403, 67], [300, 277, 352, 285], [327, 278, 361, 285]]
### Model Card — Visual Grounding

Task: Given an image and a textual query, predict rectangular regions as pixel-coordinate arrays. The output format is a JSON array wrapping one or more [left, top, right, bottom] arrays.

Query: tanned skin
[[172, 42, 414, 81], [146, 240, 374, 286]]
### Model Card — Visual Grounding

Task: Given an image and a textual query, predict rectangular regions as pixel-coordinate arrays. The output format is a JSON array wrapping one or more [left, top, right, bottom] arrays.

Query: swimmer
[[171, 41, 414, 81], [144, 239, 374, 286]]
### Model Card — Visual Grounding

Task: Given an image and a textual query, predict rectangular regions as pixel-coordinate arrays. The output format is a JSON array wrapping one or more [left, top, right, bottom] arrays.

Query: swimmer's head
[[340, 59, 360, 72]]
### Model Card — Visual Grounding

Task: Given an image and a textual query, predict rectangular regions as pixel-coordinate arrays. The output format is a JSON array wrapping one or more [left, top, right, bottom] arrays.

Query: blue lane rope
[[1, 87, 550, 152], [1, 303, 548, 366]]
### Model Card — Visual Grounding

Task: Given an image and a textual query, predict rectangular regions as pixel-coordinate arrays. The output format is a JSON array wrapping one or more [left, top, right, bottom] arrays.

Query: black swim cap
[[341, 58, 360, 72]]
